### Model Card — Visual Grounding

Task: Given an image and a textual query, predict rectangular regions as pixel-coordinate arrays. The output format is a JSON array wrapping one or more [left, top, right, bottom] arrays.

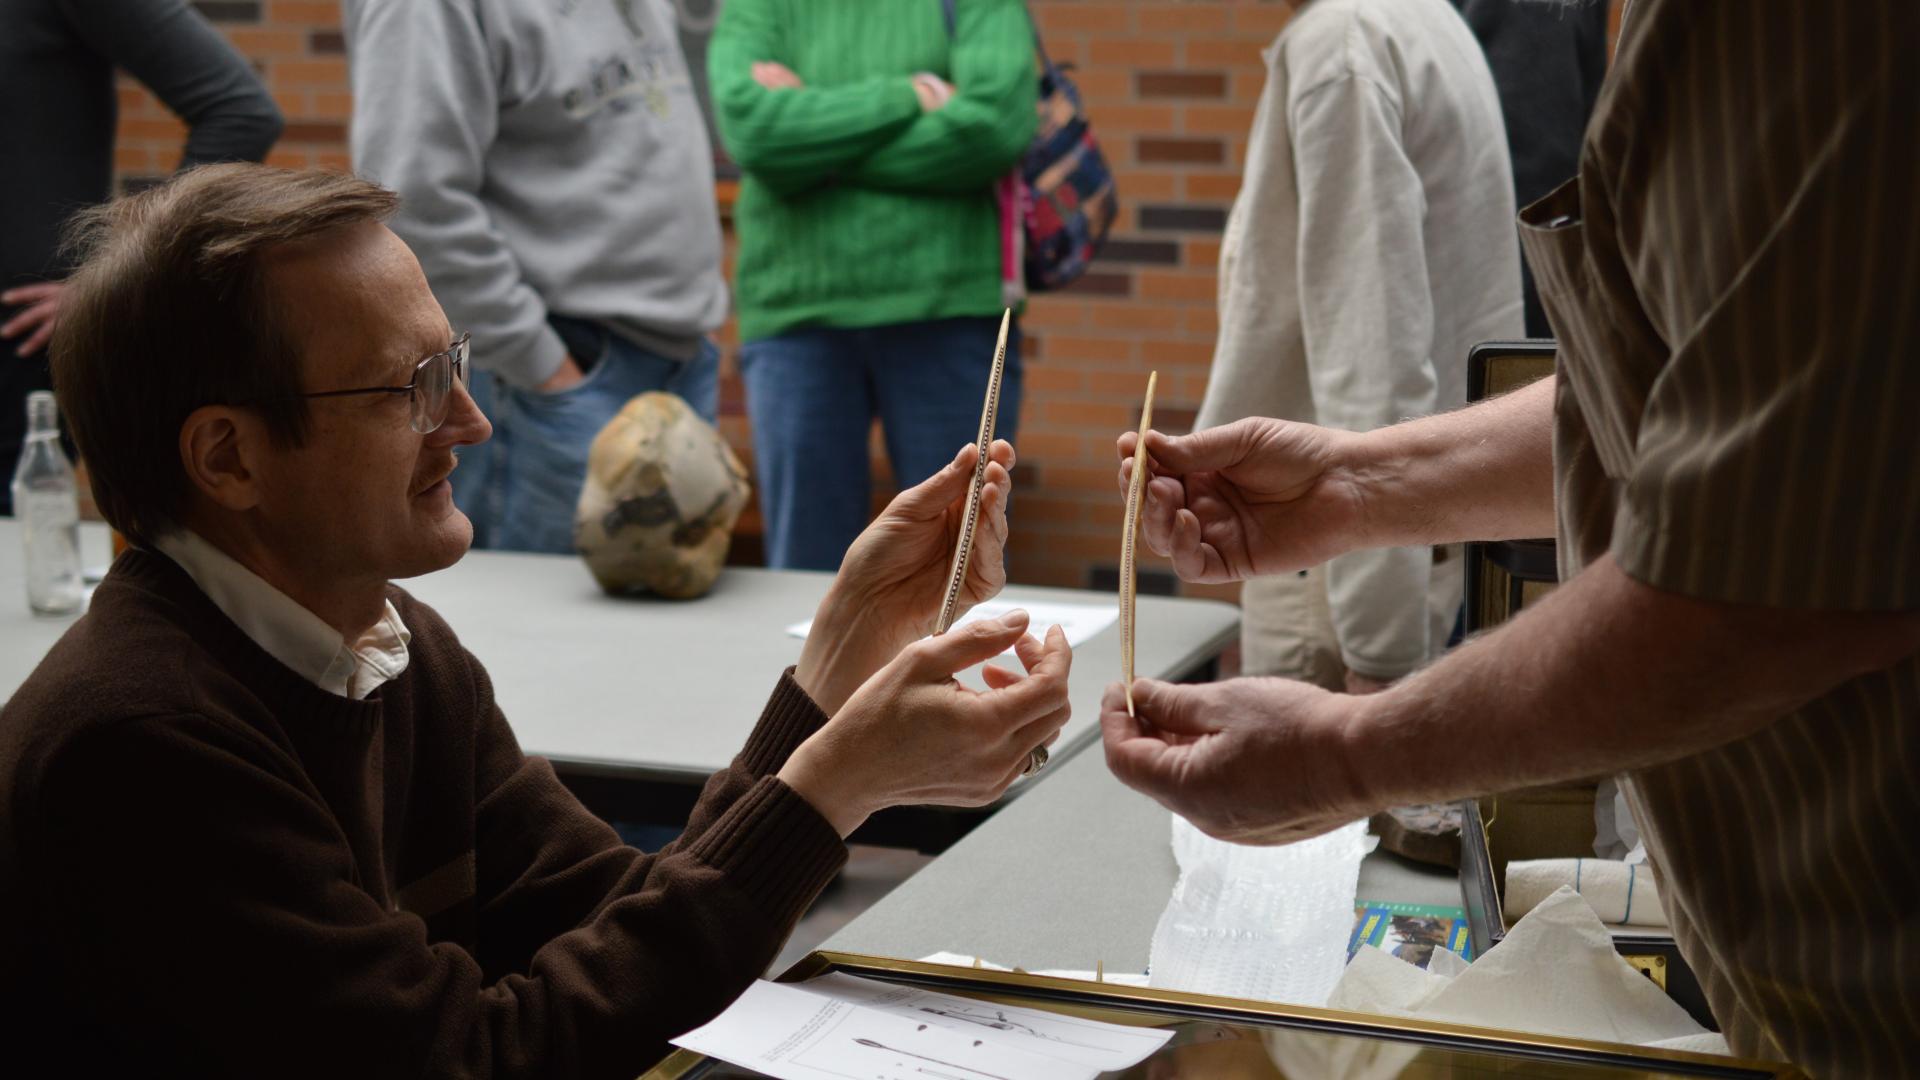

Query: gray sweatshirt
[[344, 0, 728, 389]]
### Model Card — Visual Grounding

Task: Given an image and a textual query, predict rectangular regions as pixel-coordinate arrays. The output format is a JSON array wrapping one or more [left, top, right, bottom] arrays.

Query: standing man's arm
[[1291, 72, 1443, 685], [57, 0, 284, 167], [3, 0, 284, 357], [344, 0, 576, 392]]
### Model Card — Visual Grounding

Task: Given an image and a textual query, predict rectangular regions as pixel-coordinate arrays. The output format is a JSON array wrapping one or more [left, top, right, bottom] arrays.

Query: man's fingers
[[1, 282, 59, 306], [1130, 679, 1220, 735], [909, 608, 1030, 678], [17, 320, 53, 356], [1141, 423, 1254, 475], [1099, 696, 1189, 801]]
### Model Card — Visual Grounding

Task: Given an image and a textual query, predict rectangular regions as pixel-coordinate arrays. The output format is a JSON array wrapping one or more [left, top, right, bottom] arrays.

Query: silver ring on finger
[[1021, 744, 1050, 777]]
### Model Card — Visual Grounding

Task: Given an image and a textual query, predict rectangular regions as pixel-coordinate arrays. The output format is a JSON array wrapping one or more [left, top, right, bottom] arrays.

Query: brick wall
[[110, 1, 1290, 604]]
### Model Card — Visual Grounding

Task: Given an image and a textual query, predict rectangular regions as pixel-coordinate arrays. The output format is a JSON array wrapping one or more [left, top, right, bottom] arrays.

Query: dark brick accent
[[1136, 72, 1229, 99], [1139, 205, 1229, 232], [281, 121, 348, 143], [1088, 564, 1179, 597], [1137, 137, 1226, 165], [1065, 271, 1133, 297], [309, 30, 347, 54], [192, 1, 261, 22], [1094, 238, 1180, 266]]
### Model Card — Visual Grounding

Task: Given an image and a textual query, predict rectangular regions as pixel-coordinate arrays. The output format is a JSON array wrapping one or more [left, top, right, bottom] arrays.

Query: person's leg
[[491, 319, 688, 554], [870, 315, 1024, 492], [739, 328, 875, 570], [665, 338, 721, 424], [1239, 569, 1347, 690]]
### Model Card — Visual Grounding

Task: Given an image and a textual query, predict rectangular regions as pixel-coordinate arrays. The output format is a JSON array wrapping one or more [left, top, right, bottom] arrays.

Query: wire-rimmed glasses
[[293, 332, 471, 434]]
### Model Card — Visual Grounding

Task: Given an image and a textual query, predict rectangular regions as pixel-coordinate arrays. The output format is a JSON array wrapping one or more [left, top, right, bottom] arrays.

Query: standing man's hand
[[534, 355, 585, 393], [1099, 676, 1370, 845], [752, 61, 804, 90], [797, 440, 1015, 716], [1, 282, 67, 358], [1116, 417, 1366, 583], [781, 614, 1073, 836]]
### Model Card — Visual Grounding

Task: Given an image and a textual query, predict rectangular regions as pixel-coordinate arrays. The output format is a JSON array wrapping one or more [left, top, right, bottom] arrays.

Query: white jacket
[[1196, 0, 1523, 677]]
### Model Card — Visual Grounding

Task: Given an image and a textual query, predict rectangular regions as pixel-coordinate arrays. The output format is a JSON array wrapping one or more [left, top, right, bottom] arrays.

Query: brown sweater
[[0, 549, 847, 1078]]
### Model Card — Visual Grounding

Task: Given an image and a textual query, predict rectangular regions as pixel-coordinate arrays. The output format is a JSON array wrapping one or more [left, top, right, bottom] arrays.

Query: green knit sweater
[[710, 0, 1038, 342]]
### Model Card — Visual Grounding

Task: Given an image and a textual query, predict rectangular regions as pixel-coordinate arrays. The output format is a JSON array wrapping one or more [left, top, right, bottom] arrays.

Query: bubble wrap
[[1147, 815, 1369, 1007]]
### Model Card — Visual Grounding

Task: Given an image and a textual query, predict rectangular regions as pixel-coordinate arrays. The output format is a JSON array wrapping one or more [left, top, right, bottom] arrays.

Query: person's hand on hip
[[780, 613, 1073, 836], [1116, 417, 1367, 584], [796, 439, 1015, 716], [1099, 675, 1369, 845]]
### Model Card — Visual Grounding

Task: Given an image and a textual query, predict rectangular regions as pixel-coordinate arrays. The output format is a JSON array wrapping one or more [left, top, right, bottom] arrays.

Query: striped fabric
[[1518, 2, 1919, 1074]]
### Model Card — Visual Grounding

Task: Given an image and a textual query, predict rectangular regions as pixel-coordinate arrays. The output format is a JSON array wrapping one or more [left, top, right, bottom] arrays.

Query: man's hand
[[796, 440, 1014, 715], [911, 73, 955, 112], [535, 355, 585, 393], [781, 614, 1073, 836], [2, 281, 67, 358], [752, 61, 804, 90], [1116, 417, 1365, 584], [1099, 676, 1367, 845]]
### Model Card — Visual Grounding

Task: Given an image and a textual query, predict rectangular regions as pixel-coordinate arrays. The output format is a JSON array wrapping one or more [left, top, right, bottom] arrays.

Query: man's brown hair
[[50, 164, 400, 546]]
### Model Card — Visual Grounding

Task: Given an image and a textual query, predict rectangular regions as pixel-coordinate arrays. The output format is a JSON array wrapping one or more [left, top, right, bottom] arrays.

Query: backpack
[[942, 0, 1118, 294]]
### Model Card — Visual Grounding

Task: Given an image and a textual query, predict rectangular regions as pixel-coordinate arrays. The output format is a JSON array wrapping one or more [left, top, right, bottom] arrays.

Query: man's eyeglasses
[[294, 333, 471, 434]]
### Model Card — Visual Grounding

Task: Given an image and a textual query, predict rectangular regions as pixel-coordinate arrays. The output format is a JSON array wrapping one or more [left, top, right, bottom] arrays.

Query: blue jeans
[[453, 318, 720, 553], [741, 316, 1024, 571]]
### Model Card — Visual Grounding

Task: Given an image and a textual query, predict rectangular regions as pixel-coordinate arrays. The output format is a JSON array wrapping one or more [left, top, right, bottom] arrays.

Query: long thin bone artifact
[[1121, 371, 1158, 717], [934, 308, 1011, 636]]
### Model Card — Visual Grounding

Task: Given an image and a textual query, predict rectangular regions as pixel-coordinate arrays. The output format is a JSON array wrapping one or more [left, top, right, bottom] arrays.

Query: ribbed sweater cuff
[[737, 668, 830, 777], [688, 775, 847, 925]]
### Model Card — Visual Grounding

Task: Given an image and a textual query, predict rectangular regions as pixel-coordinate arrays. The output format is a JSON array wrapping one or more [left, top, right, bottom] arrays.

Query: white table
[[1, 520, 1239, 848], [825, 740, 1461, 971]]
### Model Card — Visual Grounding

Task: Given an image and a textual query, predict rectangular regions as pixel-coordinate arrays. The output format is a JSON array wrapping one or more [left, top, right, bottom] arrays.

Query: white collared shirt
[[153, 530, 411, 701]]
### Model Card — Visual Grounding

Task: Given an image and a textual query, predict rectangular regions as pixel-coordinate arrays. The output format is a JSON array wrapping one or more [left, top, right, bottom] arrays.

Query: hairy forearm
[[1341, 376, 1558, 550], [1338, 554, 1920, 808]]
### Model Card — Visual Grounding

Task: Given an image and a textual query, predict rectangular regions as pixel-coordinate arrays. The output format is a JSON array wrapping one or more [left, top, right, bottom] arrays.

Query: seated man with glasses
[[0, 163, 1071, 1078]]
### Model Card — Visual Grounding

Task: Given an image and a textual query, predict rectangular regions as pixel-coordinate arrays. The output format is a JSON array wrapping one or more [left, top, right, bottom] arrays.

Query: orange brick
[[1113, 169, 1177, 201], [272, 58, 349, 88], [265, 147, 316, 169], [315, 151, 353, 172], [1231, 70, 1269, 104], [1085, 103, 1176, 135], [271, 88, 311, 117], [1138, 271, 1217, 303], [1143, 340, 1218, 368], [120, 117, 188, 140], [1090, 39, 1178, 68], [1184, 238, 1223, 267], [1138, 4, 1228, 36], [1021, 298, 1090, 331], [116, 86, 153, 113], [113, 146, 156, 171], [310, 91, 354, 120], [1186, 308, 1220, 337], [1043, 335, 1136, 364], [1187, 40, 1268, 69], [227, 27, 307, 57], [1038, 401, 1134, 430], [1035, 3, 1133, 36], [1012, 496, 1087, 526], [1085, 369, 1161, 396], [1025, 366, 1084, 394], [1068, 69, 1132, 103], [1233, 4, 1294, 38], [268, 0, 342, 26], [1092, 302, 1184, 333], [1015, 430, 1086, 462], [1184, 104, 1256, 136], [1184, 173, 1242, 201]]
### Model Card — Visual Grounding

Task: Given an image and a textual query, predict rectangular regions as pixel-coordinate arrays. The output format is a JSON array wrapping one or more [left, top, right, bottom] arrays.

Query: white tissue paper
[[1146, 816, 1369, 1007], [1330, 886, 1724, 1052]]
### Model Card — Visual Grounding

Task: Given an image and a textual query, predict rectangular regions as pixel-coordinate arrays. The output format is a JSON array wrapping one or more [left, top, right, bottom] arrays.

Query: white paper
[[672, 975, 1172, 1080], [918, 952, 1153, 989], [787, 600, 1118, 658], [1147, 816, 1369, 1008]]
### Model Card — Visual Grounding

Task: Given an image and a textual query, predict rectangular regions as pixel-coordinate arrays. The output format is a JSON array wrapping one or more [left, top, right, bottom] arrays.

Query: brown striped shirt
[[1518, 2, 1920, 1074]]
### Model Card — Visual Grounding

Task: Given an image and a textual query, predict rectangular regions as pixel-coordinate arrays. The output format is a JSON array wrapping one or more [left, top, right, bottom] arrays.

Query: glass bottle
[[11, 391, 83, 615]]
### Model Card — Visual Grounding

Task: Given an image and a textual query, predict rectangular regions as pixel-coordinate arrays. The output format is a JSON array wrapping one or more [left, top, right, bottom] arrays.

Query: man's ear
[[179, 405, 267, 513]]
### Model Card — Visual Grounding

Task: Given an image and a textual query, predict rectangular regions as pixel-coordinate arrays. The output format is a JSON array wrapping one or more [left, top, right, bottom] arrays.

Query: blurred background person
[[0, 0, 281, 513], [710, 0, 1036, 571], [344, 0, 728, 554], [1194, 0, 1522, 693], [1449, 0, 1611, 337]]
